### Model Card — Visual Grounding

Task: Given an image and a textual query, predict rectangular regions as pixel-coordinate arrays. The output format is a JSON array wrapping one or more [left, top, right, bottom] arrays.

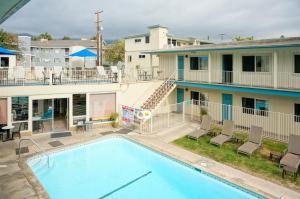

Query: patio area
[[0, 123, 299, 199]]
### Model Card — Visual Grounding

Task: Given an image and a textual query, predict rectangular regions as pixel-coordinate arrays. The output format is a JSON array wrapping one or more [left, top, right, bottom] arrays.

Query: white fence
[[139, 100, 300, 142]]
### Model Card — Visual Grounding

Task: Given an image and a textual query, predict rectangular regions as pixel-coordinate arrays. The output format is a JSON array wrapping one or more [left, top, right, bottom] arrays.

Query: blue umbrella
[[0, 47, 16, 55], [69, 49, 97, 67]]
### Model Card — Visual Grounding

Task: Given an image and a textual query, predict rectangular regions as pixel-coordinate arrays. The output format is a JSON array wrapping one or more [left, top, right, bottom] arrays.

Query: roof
[[0, 0, 30, 24], [166, 34, 212, 44], [148, 24, 168, 29], [124, 33, 149, 39], [0, 47, 16, 55], [31, 40, 98, 48], [147, 37, 300, 54]]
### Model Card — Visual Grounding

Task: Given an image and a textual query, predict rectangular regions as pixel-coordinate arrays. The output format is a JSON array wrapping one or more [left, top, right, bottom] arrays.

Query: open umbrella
[[69, 48, 97, 68], [0, 47, 16, 55]]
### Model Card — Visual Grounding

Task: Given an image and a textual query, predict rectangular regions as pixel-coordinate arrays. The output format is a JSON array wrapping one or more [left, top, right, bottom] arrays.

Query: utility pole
[[95, 10, 103, 66]]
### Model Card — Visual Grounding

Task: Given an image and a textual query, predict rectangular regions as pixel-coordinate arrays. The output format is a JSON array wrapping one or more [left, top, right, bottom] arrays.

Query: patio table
[[2, 125, 15, 141]]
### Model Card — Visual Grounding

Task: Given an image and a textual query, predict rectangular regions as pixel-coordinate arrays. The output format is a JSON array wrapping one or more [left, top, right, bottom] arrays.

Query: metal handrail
[[18, 138, 49, 167]]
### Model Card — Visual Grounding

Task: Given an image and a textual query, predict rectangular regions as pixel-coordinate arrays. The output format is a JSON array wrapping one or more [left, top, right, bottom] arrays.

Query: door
[[222, 55, 233, 83], [222, 94, 232, 121], [176, 88, 184, 112], [53, 98, 69, 132], [178, 55, 184, 80]]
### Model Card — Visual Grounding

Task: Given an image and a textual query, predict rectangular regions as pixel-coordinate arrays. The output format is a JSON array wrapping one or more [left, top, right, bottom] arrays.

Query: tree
[[104, 40, 125, 64], [62, 36, 71, 40], [233, 36, 254, 42], [90, 36, 96, 40], [32, 32, 53, 41], [0, 29, 22, 59]]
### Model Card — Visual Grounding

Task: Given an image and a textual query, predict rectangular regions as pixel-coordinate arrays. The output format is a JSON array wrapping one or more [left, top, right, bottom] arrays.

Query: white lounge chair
[[34, 67, 48, 83], [97, 66, 107, 79]]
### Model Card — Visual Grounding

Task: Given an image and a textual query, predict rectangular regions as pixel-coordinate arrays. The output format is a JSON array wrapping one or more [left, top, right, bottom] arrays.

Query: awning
[[0, 47, 16, 55], [69, 49, 97, 57]]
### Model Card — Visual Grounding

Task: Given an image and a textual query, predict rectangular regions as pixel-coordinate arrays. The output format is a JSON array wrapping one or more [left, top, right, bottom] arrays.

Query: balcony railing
[[0, 67, 118, 86], [175, 69, 300, 90]]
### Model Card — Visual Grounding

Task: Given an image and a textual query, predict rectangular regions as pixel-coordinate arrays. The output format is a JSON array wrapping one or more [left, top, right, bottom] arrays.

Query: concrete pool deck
[[0, 124, 300, 199]]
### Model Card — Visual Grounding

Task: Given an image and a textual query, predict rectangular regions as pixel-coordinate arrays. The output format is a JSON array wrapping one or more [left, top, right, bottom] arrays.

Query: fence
[[138, 100, 300, 142]]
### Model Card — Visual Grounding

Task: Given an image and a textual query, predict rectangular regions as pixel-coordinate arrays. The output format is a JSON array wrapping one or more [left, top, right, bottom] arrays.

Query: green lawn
[[173, 135, 300, 190]]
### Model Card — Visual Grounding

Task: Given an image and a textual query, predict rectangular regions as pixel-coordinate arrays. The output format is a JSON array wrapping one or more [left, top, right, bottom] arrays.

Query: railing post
[[273, 50, 278, 88], [150, 115, 153, 133], [182, 102, 185, 122], [49, 68, 53, 85], [208, 52, 212, 83]]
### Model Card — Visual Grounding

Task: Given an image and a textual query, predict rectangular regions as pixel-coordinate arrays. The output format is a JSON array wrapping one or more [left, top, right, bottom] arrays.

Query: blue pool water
[[28, 138, 265, 199]]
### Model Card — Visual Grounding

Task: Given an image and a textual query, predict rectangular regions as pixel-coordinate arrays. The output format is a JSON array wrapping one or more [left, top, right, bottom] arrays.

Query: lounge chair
[[210, 120, 234, 147], [237, 126, 263, 156], [280, 135, 300, 176], [97, 66, 107, 79], [187, 115, 211, 140]]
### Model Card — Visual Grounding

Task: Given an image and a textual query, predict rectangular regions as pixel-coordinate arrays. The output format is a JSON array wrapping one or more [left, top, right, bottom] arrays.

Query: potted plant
[[110, 112, 119, 128], [199, 107, 208, 121]]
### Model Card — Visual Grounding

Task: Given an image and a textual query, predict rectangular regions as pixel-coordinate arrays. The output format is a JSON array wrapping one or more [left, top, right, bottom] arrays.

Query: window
[[139, 54, 146, 59], [0, 99, 7, 125], [255, 99, 269, 116], [73, 94, 86, 116], [54, 58, 60, 63], [0, 57, 9, 67], [295, 104, 300, 122], [242, 56, 255, 72], [128, 55, 132, 62], [65, 58, 69, 63], [242, 55, 270, 72], [12, 96, 29, 131], [242, 97, 255, 114], [135, 39, 141, 43], [145, 36, 150, 44], [242, 97, 269, 116], [190, 91, 208, 106], [190, 91, 199, 104], [89, 93, 116, 122], [295, 55, 300, 73], [190, 56, 208, 70]]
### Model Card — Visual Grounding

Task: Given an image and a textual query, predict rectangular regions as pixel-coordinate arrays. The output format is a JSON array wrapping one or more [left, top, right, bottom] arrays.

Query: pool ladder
[[18, 138, 50, 168]]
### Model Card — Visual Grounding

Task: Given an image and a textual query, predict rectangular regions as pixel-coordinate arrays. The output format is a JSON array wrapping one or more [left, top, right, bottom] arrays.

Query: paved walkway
[[0, 124, 300, 199]]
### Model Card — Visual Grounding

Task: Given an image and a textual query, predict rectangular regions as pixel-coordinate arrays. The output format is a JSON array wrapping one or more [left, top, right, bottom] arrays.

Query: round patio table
[[2, 125, 15, 141]]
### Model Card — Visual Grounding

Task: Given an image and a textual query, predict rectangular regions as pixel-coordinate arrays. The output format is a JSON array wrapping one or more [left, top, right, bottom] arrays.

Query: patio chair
[[53, 66, 63, 84], [187, 115, 211, 140], [12, 122, 22, 139], [237, 126, 263, 156], [210, 120, 234, 147], [280, 135, 300, 178], [110, 66, 118, 82], [97, 66, 107, 79]]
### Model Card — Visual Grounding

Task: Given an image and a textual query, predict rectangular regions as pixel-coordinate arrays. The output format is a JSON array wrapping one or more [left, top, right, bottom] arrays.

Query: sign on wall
[[121, 105, 135, 126]]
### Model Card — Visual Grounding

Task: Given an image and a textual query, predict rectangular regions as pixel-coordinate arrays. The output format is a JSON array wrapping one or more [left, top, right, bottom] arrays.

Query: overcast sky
[[1, 0, 300, 41]]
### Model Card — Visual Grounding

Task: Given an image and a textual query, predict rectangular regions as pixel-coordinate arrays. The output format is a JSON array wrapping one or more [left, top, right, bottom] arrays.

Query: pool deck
[[0, 124, 300, 199]]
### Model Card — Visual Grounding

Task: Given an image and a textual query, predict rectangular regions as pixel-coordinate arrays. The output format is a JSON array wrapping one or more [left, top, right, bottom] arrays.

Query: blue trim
[[176, 81, 300, 98]]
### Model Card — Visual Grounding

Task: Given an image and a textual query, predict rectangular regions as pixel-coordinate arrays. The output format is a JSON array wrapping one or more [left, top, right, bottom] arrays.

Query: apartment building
[[124, 25, 211, 78], [141, 37, 300, 140], [18, 36, 107, 68]]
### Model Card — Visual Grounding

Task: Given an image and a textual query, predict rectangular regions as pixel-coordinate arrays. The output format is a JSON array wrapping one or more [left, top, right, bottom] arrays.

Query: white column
[[182, 102, 185, 121], [208, 52, 212, 83], [28, 97, 32, 133], [273, 50, 278, 88], [86, 93, 90, 122], [69, 95, 73, 128], [150, 54, 153, 78]]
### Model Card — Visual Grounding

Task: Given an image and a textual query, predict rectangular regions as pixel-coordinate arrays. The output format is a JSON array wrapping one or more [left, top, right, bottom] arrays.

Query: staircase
[[141, 72, 176, 111]]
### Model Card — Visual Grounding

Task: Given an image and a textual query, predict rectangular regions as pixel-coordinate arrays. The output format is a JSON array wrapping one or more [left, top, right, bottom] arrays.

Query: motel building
[[139, 37, 300, 142]]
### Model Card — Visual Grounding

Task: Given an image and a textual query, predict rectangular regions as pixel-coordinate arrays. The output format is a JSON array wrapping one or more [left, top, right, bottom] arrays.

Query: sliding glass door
[[32, 98, 69, 134]]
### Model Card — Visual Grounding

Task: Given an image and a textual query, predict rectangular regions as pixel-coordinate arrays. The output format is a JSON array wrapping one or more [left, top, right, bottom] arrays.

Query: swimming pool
[[28, 137, 265, 199]]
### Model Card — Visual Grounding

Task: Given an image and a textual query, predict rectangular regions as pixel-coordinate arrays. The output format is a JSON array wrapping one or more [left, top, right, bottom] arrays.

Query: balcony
[[0, 67, 116, 86], [176, 69, 300, 90]]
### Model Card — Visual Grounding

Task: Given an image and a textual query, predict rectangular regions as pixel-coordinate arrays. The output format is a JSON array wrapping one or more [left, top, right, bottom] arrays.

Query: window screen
[[89, 93, 116, 120]]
